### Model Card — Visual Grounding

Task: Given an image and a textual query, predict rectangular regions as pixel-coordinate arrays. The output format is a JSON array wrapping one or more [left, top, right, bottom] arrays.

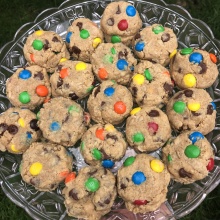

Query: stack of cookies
[[1, 1, 218, 219]]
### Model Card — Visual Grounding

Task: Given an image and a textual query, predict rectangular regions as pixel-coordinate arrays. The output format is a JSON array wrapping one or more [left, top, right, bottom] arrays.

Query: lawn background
[[0, 0, 220, 219]]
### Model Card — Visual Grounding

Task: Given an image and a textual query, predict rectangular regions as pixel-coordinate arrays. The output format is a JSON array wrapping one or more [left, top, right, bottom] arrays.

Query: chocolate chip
[[106, 134, 118, 141], [104, 197, 111, 204], [163, 83, 173, 95], [175, 92, 183, 99], [0, 123, 8, 135], [98, 202, 105, 207], [89, 168, 98, 176], [100, 149, 110, 160], [148, 110, 160, 117], [30, 119, 39, 131], [184, 89, 193, 97], [52, 36, 60, 42], [103, 168, 107, 175], [192, 112, 201, 116], [69, 93, 79, 100], [71, 46, 81, 55], [53, 51, 60, 55], [50, 184, 55, 189], [116, 5, 121, 14], [121, 183, 126, 189], [57, 77, 63, 87], [43, 39, 50, 50], [30, 179, 36, 186], [76, 22, 83, 31], [146, 58, 156, 64], [179, 168, 192, 178], [118, 49, 128, 59], [131, 87, 138, 98], [57, 65, 63, 71], [140, 94, 147, 105], [69, 189, 79, 200], [7, 125, 18, 135], [207, 104, 213, 115], [178, 68, 182, 73], [34, 72, 44, 80], [161, 33, 170, 42], [64, 83, 70, 89], [101, 101, 106, 106], [62, 114, 69, 123], [199, 62, 207, 74], [178, 125, 183, 132], [107, 18, 114, 26], [134, 33, 141, 40], [94, 86, 101, 97]]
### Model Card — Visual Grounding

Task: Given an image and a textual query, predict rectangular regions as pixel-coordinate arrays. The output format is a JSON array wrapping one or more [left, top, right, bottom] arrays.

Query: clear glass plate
[[0, 0, 220, 219]]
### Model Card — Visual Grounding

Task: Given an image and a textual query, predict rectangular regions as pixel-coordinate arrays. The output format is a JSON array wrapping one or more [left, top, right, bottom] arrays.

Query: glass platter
[[0, 0, 220, 219]]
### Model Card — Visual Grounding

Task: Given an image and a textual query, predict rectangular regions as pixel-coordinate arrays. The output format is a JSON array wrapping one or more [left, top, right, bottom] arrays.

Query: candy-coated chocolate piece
[[169, 49, 177, 59], [60, 68, 69, 79], [206, 158, 214, 171], [32, 39, 44, 50], [104, 87, 115, 96], [66, 32, 72, 43], [36, 111, 40, 120], [102, 159, 114, 168], [98, 68, 108, 79], [35, 30, 44, 36], [187, 102, 201, 112], [30, 54, 35, 62], [189, 52, 203, 64], [19, 69, 32, 80], [144, 69, 153, 81], [168, 154, 172, 162], [118, 19, 128, 31], [92, 148, 102, 160], [26, 132, 32, 139], [80, 29, 90, 39], [152, 25, 165, 34], [133, 200, 148, 205], [92, 37, 102, 48], [132, 132, 145, 143], [85, 177, 100, 192], [95, 128, 105, 141], [103, 54, 113, 64], [59, 58, 68, 63], [36, 85, 49, 97], [104, 124, 115, 132], [150, 159, 164, 173], [18, 118, 25, 127], [123, 156, 135, 167], [210, 53, 217, 63], [117, 59, 128, 70], [133, 74, 145, 85], [65, 172, 76, 184], [111, 35, 121, 43], [75, 62, 87, 71], [80, 141, 85, 150], [184, 144, 201, 158], [114, 101, 126, 114], [86, 85, 94, 93], [183, 74, 196, 87], [130, 107, 141, 115], [68, 105, 80, 113], [189, 131, 204, 144], [19, 91, 31, 104], [132, 171, 146, 185], [173, 101, 186, 114], [111, 47, 116, 54], [148, 122, 159, 133], [60, 171, 69, 177], [180, 48, 193, 55], [29, 162, 43, 176], [135, 41, 145, 52], [126, 5, 136, 17], [210, 101, 216, 110], [11, 144, 19, 152], [50, 122, 60, 131]]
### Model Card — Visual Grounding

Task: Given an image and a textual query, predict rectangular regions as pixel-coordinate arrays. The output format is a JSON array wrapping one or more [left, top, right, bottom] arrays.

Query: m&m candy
[[32, 39, 44, 50], [11, 144, 19, 153], [152, 25, 165, 34], [187, 102, 201, 112], [75, 62, 87, 71], [189, 131, 204, 144], [118, 19, 128, 31], [18, 118, 25, 127], [50, 122, 60, 131], [114, 101, 126, 114], [173, 101, 186, 114], [85, 177, 100, 192], [123, 156, 135, 167], [206, 158, 214, 171], [19, 91, 31, 104], [36, 85, 49, 97], [92, 148, 102, 160], [184, 145, 201, 158], [133, 200, 148, 205], [104, 87, 115, 96], [29, 162, 43, 176], [60, 68, 68, 79], [19, 70, 32, 79], [126, 5, 136, 16], [132, 132, 145, 143], [183, 74, 196, 87], [117, 59, 128, 70], [66, 32, 72, 43], [102, 160, 114, 168], [95, 128, 105, 141], [80, 29, 90, 39], [189, 52, 203, 64], [144, 69, 153, 81], [135, 42, 145, 52], [180, 48, 193, 55], [111, 35, 121, 43], [133, 74, 145, 85], [65, 172, 76, 184], [150, 159, 164, 173], [210, 53, 217, 63], [132, 171, 146, 185], [98, 68, 108, 79], [92, 37, 102, 48], [130, 107, 141, 115]]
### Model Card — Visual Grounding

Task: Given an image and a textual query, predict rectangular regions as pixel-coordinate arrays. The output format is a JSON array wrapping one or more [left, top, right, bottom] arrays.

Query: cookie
[[87, 80, 133, 125], [23, 30, 70, 73], [20, 142, 73, 191], [38, 97, 90, 146], [6, 65, 51, 110], [170, 48, 218, 89], [63, 166, 117, 220], [65, 18, 104, 62], [91, 43, 137, 85], [126, 106, 171, 152], [132, 24, 178, 66], [0, 107, 40, 154], [117, 154, 170, 213], [162, 131, 214, 184], [50, 60, 94, 100], [129, 61, 173, 107], [80, 123, 127, 167], [166, 88, 216, 135], [100, 1, 142, 45]]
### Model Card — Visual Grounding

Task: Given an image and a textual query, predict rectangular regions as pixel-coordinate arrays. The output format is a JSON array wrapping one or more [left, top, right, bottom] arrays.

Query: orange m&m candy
[[98, 68, 108, 80], [210, 53, 217, 63], [30, 54, 35, 62], [59, 171, 69, 178], [36, 85, 49, 97], [95, 128, 105, 140], [60, 68, 69, 79], [65, 172, 76, 184], [114, 101, 126, 114]]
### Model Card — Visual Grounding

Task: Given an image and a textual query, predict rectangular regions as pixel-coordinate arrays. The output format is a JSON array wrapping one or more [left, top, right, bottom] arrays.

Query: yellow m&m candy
[[130, 107, 141, 115], [18, 118, 25, 127], [59, 58, 68, 63], [35, 30, 44, 36], [92, 37, 102, 48], [133, 74, 145, 85], [183, 74, 196, 87], [104, 124, 115, 132], [75, 62, 87, 71], [11, 144, 19, 153], [169, 49, 177, 59], [187, 102, 201, 111], [150, 159, 164, 173], [29, 162, 43, 176]]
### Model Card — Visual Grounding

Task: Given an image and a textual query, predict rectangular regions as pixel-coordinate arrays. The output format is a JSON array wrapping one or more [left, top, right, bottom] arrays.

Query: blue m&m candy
[[189, 131, 204, 144], [189, 52, 203, 64], [126, 5, 136, 17], [117, 59, 128, 70], [102, 159, 114, 168], [135, 42, 145, 52], [26, 132, 32, 139], [210, 101, 216, 110], [19, 70, 32, 80], [132, 171, 146, 185], [50, 122, 60, 131], [104, 87, 115, 96], [66, 32, 72, 43]]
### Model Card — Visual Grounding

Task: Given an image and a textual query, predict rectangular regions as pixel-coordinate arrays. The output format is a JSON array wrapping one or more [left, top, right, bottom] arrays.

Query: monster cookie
[[65, 18, 104, 62], [38, 97, 90, 146], [117, 154, 170, 213], [80, 123, 127, 167], [87, 80, 133, 125], [23, 30, 70, 73], [126, 106, 171, 152], [166, 88, 216, 135], [91, 43, 137, 85], [100, 1, 142, 45], [170, 48, 218, 89], [6, 65, 51, 110], [50, 60, 94, 100], [63, 166, 117, 220], [132, 24, 178, 66], [20, 142, 73, 191], [0, 107, 40, 154], [129, 60, 173, 107], [162, 131, 214, 184]]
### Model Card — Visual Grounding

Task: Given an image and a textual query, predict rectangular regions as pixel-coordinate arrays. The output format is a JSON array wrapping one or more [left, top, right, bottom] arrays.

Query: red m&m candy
[[206, 158, 214, 171], [118, 19, 128, 31], [133, 200, 148, 205], [114, 101, 126, 114]]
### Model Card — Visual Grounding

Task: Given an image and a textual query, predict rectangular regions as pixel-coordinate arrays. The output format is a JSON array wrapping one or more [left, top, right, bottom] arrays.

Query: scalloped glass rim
[[0, 0, 220, 220]]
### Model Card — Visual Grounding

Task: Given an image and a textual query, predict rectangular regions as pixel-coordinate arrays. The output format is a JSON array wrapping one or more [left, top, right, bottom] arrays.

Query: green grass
[[0, 0, 220, 219]]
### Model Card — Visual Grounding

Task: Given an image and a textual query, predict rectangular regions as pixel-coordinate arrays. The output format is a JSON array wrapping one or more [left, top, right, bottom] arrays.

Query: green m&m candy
[[111, 35, 121, 43], [92, 148, 102, 160], [173, 101, 186, 114], [80, 29, 90, 39], [19, 91, 30, 104], [152, 25, 165, 34], [36, 111, 40, 120], [144, 69, 153, 81], [168, 154, 172, 162], [103, 54, 114, 64], [32, 39, 44, 50], [80, 142, 85, 151], [111, 47, 116, 54], [180, 48, 193, 55], [184, 145, 201, 158], [124, 156, 135, 167], [132, 132, 145, 143], [85, 177, 100, 192], [68, 105, 80, 113], [86, 85, 94, 93]]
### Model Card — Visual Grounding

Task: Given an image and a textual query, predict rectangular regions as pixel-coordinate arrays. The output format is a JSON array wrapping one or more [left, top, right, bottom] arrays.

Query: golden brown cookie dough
[[162, 131, 214, 184], [23, 30, 70, 73]]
